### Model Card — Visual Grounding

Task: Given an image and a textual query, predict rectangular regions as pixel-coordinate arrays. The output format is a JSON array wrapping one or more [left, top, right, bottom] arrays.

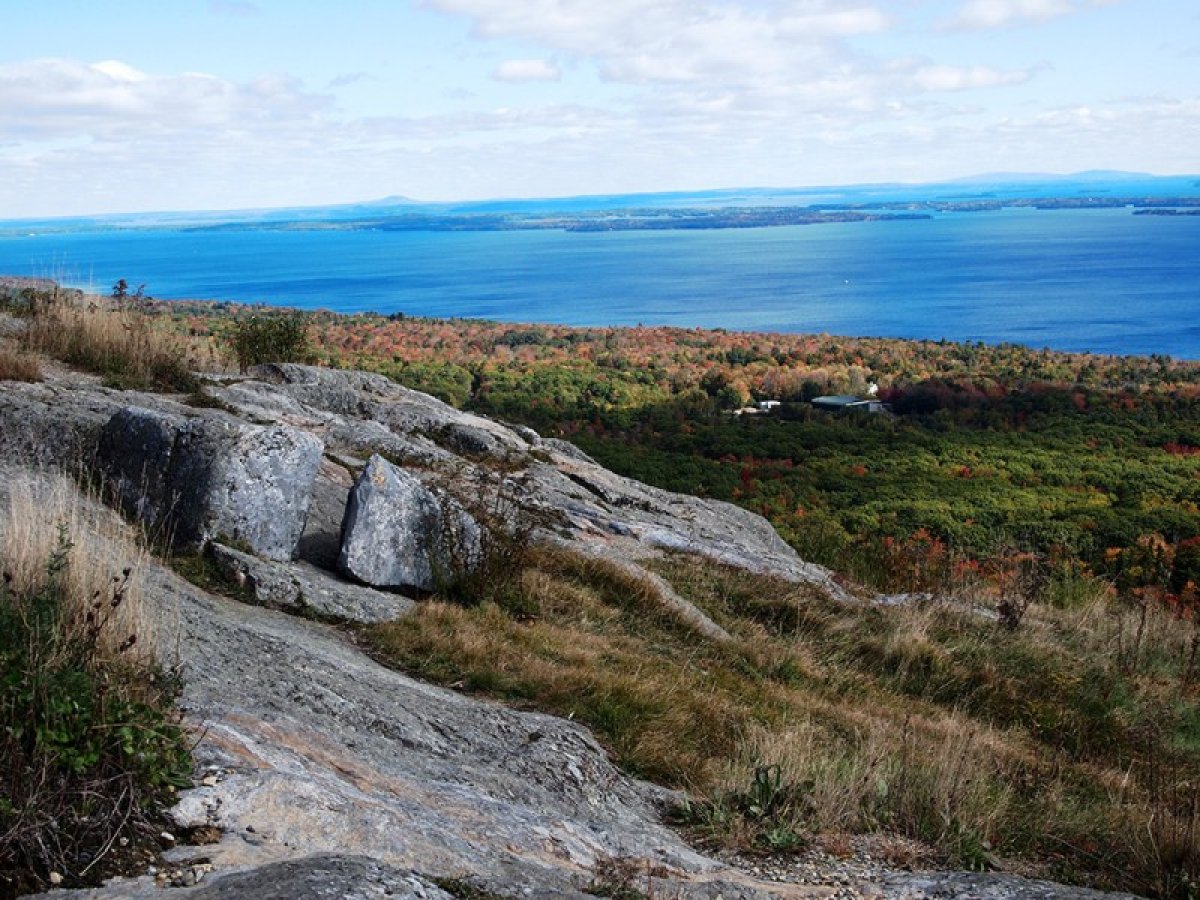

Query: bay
[[1, 206, 1197, 359]]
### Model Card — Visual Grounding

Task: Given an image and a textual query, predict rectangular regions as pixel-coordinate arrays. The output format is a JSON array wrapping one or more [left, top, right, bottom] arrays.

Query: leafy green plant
[[674, 764, 809, 854], [229, 313, 314, 372]]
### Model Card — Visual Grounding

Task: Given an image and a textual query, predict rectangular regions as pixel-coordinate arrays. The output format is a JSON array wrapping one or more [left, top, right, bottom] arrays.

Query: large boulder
[[338, 454, 481, 591], [98, 406, 322, 561]]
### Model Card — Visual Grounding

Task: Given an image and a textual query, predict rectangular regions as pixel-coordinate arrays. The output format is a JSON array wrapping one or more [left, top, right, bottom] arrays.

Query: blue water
[[1, 207, 1198, 358]]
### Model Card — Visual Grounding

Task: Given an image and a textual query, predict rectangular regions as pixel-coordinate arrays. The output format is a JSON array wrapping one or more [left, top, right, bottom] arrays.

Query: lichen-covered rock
[[247, 362, 531, 461], [98, 406, 322, 561], [339, 454, 481, 591], [149, 564, 783, 900], [0, 379, 125, 468], [880, 871, 1141, 899]]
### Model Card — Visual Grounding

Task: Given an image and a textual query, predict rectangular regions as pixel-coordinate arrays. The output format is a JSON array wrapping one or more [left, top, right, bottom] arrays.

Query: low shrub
[[228, 313, 314, 372]]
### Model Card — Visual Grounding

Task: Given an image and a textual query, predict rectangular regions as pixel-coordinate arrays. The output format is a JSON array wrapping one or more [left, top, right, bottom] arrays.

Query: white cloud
[[406, 1, 1047, 201], [0, 58, 330, 140], [775, 6, 893, 37], [943, 0, 1117, 30], [0, 0, 1188, 217], [426, 0, 1032, 111], [90, 60, 146, 83], [493, 58, 562, 82], [430, 1, 885, 86], [911, 64, 1034, 91]]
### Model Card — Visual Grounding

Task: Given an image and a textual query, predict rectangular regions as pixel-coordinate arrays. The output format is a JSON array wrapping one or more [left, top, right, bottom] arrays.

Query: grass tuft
[[0, 346, 42, 383]]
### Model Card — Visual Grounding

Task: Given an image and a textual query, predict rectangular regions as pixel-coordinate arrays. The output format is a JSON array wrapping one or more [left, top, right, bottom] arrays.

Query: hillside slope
[[0, 339, 1146, 898]]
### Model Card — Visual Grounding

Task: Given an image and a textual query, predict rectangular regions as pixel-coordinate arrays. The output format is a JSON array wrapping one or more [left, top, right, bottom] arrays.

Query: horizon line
[[4, 168, 1200, 224]]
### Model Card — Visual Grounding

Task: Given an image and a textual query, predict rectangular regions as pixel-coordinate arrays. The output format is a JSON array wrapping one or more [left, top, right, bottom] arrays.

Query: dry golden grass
[[0, 344, 42, 382], [365, 544, 1200, 895], [370, 593, 749, 784], [0, 472, 156, 662], [21, 299, 229, 391]]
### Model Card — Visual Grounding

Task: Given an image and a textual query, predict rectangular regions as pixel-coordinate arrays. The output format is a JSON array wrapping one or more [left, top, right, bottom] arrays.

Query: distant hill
[[3, 171, 1198, 234]]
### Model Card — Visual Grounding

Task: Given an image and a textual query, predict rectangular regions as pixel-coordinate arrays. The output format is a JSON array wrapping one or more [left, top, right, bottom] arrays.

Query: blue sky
[[2, 0, 1197, 216]]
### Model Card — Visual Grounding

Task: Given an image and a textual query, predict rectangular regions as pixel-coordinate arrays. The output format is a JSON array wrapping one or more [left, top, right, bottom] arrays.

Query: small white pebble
[[48, 872, 63, 886]]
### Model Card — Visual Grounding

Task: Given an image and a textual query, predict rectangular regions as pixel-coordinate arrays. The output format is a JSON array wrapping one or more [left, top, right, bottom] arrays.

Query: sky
[[1, 0, 1197, 217]]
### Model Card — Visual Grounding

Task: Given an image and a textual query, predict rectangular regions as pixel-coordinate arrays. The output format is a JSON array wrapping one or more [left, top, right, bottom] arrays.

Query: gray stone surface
[[514, 455, 854, 600], [138, 555, 795, 899], [0, 378, 124, 469], [541, 436, 597, 464], [151, 856, 456, 899], [97, 405, 323, 561], [879, 871, 1141, 899], [210, 541, 413, 622], [296, 456, 356, 568], [23, 856, 459, 900], [339, 454, 481, 591]]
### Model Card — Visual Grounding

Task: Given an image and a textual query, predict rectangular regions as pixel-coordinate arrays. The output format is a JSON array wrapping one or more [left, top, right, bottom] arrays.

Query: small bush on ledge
[[229, 313, 314, 372]]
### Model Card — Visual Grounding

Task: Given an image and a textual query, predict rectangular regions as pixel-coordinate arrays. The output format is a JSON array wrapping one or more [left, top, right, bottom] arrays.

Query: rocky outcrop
[[69, 856, 460, 900], [202, 364, 851, 600], [338, 454, 481, 591], [879, 872, 1140, 899], [97, 406, 322, 561], [153, 569, 743, 896], [1, 361, 807, 618], [1, 516, 795, 899], [0, 376, 128, 469]]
